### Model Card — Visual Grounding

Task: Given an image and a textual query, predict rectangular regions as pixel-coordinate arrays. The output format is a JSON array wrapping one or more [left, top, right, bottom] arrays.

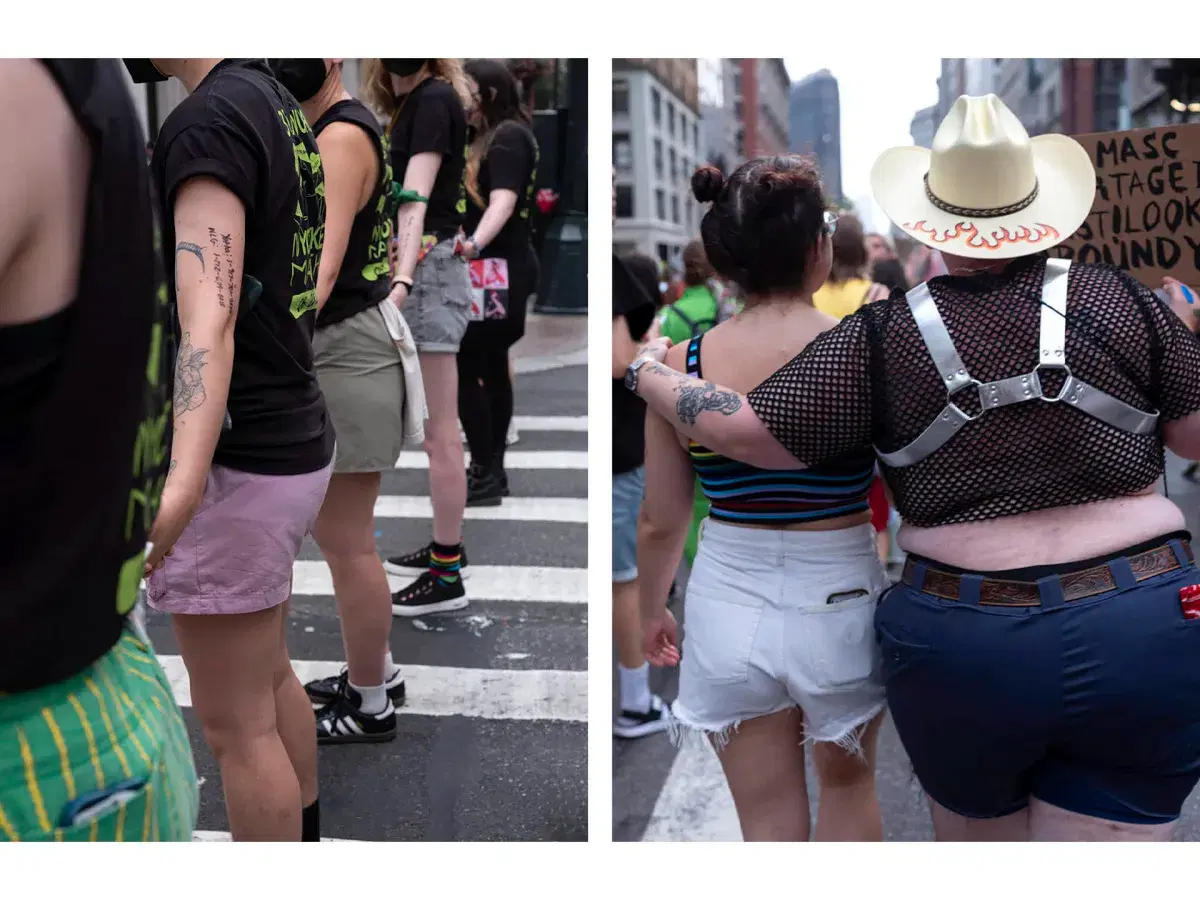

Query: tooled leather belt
[[901, 540, 1194, 608]]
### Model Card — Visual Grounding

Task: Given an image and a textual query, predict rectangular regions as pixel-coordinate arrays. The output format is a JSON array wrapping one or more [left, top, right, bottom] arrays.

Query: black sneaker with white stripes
[[384, 542, 471, 578], [315, 679, 397, 745], [304, 665, 406, 709], [392, 570, 468, 617], [613, 694, 672, 739]]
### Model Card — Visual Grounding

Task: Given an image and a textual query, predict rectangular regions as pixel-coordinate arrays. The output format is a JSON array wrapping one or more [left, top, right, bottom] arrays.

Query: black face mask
[[268, 58, 329, 103], [123, 59, 167, 84], [382, 59, 429, 77]]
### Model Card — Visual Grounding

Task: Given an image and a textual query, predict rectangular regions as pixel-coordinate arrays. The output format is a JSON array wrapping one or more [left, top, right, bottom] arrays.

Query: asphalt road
[[614, 452, 1200, 841], [145, 363, 588, 842]]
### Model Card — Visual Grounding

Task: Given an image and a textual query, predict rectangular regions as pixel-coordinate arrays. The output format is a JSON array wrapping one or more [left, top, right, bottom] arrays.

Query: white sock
[[383, 651, 401, 682], [350, 681, 389, 716], [618, 663, 651, 714]]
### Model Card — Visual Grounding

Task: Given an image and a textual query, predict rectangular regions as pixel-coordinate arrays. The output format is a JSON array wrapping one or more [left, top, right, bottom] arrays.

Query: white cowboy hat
[[871, 94, 1095, 259]]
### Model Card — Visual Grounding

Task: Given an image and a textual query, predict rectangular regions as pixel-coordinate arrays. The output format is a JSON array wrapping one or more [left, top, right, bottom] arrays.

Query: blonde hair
[[361, 59, 471, 122]]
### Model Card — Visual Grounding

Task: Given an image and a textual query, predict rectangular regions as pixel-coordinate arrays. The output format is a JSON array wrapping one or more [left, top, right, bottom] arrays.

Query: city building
[[612, 58, 703, 263], [909, 105, 937, 149], [699, 58, 740, 175], [735, 58, 789, 159], [788, 68, 842, 203]]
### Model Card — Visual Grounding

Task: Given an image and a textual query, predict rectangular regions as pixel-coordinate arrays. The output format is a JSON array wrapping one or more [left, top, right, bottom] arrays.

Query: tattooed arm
[[631, 341, 803, 471], [163, 175, 244, 506], [389, 151, 441, 306]]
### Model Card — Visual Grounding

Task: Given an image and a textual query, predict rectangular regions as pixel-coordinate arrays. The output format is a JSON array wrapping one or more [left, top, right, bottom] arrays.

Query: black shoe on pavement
[[384, 542, 470, 578], [467, 469, 504, 507], [613, 695, 672, 740], [392, 571, 468, 617], [305, 665, 406, 709], [315, 678, 397, 744]]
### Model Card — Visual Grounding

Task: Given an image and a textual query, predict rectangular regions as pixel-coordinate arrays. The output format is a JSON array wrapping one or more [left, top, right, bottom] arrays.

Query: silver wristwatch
[[624, 356, 652, 393]]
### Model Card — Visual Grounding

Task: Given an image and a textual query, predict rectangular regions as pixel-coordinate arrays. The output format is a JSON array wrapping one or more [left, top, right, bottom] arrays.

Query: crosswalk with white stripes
[[144, 365, 588, 841]]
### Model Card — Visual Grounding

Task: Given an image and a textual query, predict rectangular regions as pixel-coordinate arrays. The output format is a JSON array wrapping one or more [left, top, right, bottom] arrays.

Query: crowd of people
[[615, 92, 1200, 842], [1, 57, 541, 841]]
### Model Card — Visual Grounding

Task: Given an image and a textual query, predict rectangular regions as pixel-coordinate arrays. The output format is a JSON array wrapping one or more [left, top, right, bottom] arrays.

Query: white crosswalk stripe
[[147, 388, 588, 841]]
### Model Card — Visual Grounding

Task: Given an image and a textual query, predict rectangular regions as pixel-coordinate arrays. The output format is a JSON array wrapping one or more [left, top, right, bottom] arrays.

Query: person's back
[[0, 58, 196, 842]]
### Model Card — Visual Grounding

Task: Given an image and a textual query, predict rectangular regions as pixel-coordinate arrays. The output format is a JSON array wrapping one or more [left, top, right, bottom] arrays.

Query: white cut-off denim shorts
[[673, 519, 888, 749]]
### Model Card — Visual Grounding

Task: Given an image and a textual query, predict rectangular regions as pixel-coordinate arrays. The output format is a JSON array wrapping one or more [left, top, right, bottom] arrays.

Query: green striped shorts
[[0, 626, 198, 841]]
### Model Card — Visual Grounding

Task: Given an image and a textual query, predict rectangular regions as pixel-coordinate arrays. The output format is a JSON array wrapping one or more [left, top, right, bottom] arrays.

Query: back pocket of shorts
[[794, 584, 882, 690], [683, 585, 766, 686]]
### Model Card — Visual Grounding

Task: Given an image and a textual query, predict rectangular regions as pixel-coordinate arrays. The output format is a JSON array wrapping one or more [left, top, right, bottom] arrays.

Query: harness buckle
[[947, 378, 985, 422], [1034, 362, 1072, 403]]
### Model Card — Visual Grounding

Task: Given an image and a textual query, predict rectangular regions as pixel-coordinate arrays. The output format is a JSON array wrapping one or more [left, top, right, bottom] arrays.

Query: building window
[[613, 81, 629, 114], [612, 133, 632, 173], [654, 139, 663, 179], [651, 88, 662, 126], [693, 121, 699, 149], [734, 98, 743, 119], [681, 156, 690, 180], [733, 69, 742, 95], [669, 147, 677, 182], [668, 103, 676, 138], [615, 184, 634, 219], [686, 196, 694, 229], [655, 189, 666, 221], [657, 243, 669, 263], [671, 194, 680, 224]]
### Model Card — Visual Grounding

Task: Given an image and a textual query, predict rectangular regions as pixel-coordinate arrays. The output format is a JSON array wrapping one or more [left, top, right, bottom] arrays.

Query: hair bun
[[692, 166, 725, 204]]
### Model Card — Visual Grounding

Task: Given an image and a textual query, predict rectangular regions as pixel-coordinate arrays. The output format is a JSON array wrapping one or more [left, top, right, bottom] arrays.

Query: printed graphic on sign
[[1051, 123, 1200, 288], [467, 258, 509, 322]]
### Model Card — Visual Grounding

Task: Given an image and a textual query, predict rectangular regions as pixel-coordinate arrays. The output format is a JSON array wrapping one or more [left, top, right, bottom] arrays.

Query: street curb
[[514, 348, 588, 374]]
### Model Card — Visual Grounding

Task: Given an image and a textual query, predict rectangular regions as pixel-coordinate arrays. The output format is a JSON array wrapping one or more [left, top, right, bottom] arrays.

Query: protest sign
[[1051, 123, 1200, 288]]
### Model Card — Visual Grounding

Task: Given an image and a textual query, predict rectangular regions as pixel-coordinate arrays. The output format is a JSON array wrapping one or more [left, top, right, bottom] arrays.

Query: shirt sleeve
[[746, 311, 875, 465], [407, 89, 455, 157], [159, 113, 259, 216], [484, 126, 533, 194], [1123, 271, 1200, 421]]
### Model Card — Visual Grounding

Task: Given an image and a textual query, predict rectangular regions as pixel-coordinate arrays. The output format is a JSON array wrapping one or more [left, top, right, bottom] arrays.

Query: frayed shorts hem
[[415, 342, 461, 354], [612, 567, 637, 584], [146, 588, 290, 617], [670, 699, 885, 757]]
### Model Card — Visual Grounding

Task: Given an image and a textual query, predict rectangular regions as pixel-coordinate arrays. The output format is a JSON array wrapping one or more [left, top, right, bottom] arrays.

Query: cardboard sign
[[1051, 123, 1200, 288]]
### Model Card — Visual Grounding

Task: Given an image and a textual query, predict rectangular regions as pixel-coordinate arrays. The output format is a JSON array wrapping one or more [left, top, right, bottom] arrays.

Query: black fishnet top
[[747, 256, 1200, 527]]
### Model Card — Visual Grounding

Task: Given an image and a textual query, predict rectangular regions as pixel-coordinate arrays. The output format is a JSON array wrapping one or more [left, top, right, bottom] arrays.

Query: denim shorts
[[876, 532, 1200, 825], [674, 520, 887, 748], [612, 467, 645, 583], [406, 239, 472, 353]]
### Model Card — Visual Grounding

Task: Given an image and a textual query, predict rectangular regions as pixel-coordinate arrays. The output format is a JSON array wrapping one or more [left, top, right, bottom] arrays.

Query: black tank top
[[0, 59, 172, 692], [312, 99, 393, 329]]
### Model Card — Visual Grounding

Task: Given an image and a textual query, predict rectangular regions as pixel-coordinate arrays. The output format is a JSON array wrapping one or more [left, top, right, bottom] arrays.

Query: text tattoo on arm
[[221, 232, 235, 321], [208, 227, 226, 311], [173, 331, 208, 418]]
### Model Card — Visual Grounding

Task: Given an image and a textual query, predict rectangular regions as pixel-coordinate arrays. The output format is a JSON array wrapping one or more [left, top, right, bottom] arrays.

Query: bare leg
[[273, 597, 318, 808], [312, 472, 390, 686], [713, 707, 809, 841], [930, 797, 1030, 841], [419, 351, 466, 547], [1029, 798, 1173, 841], [811, 712, 884, 841], [613, 578, 643, 670], [173, 606, 301, 841]]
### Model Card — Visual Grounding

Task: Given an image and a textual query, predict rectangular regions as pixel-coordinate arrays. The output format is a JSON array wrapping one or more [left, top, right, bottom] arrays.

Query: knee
[[197, 694, 276, 761], [422, 425, 457, 458], [813, 743, 875, 790]]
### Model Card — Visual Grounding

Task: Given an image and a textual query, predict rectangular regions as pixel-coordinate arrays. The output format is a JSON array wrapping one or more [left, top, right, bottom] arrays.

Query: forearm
[[636, 512, 689, 621], [392, 202, 428, 281], [635, 361, 802, 470], [470, 191, 517, 249], [168, 325, 233, 502]]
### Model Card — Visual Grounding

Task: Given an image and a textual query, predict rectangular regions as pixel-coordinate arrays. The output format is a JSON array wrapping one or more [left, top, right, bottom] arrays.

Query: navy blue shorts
[[875, 532, 1200, 825]]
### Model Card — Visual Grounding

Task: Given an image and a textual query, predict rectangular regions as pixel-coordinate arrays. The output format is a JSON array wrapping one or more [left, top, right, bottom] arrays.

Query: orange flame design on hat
[[903, 220, 1060, 249]]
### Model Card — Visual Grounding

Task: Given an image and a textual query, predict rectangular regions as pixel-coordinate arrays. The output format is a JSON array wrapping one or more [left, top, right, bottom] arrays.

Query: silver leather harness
[[876, 259, 1159, 469]]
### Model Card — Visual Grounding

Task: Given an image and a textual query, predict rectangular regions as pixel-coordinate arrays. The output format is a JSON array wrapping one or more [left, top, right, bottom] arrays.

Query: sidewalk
[[511, 311, 588, 373]]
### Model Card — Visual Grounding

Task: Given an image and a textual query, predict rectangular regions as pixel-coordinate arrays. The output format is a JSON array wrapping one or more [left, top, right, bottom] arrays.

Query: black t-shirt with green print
[[387, 76, 468, 241], [463, 120, 538, 261], [312, 98, 393, 330], [151, 58, 333, 476]]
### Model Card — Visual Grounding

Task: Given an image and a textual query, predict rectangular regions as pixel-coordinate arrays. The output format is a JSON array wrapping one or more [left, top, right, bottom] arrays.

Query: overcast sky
[[782, 56, 942, 233]]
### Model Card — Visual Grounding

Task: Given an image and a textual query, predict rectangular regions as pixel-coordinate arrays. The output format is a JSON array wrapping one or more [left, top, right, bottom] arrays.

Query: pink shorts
[[146, 461, 332, 616]]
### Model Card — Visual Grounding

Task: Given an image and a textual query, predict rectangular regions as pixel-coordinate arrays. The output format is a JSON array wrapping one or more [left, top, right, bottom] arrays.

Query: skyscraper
[[788, 69, 842, 203]]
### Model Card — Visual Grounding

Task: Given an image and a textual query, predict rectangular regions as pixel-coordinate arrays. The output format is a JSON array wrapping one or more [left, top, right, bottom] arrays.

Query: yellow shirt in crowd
[[813, 277, 872, 321]]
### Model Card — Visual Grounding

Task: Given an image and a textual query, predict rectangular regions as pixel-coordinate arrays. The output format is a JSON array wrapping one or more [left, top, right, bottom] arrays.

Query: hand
[[388, 281, 410, 312], [636, 335, 672, 364], [865, 282, 891, 304], [642, 317, 663, 343], [144, 488, 201, 578], [1162, 276, 1200, 333], [643, 610, 680, 668], [460, 239, 480, 260]]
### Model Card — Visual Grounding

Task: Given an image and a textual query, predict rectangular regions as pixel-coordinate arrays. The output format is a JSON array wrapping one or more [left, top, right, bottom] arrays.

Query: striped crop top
[[684, 333, 876, 525]]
